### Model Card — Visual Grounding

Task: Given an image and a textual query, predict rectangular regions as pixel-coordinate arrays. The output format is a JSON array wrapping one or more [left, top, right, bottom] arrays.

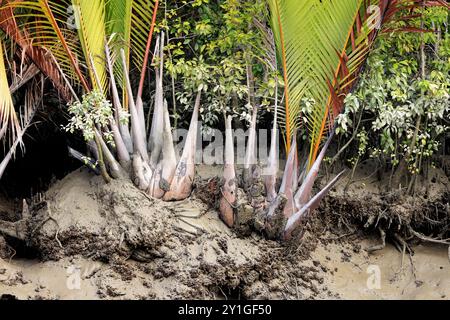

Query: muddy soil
[[0, 165, 449, 300], [1, 233, 448, 300]]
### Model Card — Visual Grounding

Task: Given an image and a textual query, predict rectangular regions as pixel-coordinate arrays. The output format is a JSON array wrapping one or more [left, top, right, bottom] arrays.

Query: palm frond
[[308, 0, 374, 165], [0, 3, 72, 101], [106, 0, 132, 41], [0, 37, 20, 144], [268, 0, 360, 154], [3, 0, 90, 91], [0, 77, 42, 179], [104, 0, 133, 95], [73, 0, 108, 92], [268, 0, 449, 167], [309, 0, 450, 165], [130, 0, 155, 72]]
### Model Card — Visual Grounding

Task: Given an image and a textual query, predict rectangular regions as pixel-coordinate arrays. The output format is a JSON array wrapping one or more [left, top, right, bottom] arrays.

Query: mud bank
[[0, 167, 449, 300], [1, 237, 448, 300]]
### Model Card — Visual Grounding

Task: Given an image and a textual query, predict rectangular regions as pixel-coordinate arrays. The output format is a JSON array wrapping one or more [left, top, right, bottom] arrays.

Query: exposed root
[[393, 233, 411, 268], [175, 210, 208, 220], [0, 219, 27, 241], [366, 227, 386, 253], [408, 227, 450, 245], [177, 217, 207, 235], [55, 228, 63, 249]]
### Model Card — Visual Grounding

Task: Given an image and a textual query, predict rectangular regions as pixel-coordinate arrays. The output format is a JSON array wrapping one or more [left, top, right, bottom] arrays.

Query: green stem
[[94, 133, 111, 183]]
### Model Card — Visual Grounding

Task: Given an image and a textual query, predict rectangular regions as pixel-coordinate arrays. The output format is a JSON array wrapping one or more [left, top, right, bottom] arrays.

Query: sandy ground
[[319, 242, 449, 300]]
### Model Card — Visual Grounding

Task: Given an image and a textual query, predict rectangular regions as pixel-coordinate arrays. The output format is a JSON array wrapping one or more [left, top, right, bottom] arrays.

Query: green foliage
[[337, 7, 450, 174], [161, 0, 271, 128], [65, 91, 118, 146]]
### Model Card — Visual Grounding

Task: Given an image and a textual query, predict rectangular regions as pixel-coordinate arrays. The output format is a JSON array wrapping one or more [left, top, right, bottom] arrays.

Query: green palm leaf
[[268, 0, 359, 154], [104, 0, 157, 104], [104, 0, 132, 92], [130, 0, 155, 72], [73, 0, 108, 92], [268, 0, 449, 167], [106, 0, 132, 41], [105, 0, 156, 70]]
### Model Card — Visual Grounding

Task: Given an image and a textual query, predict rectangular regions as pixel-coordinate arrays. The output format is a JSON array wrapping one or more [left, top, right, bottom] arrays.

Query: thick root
[[0, 219, 28, 241], [366, 227, 386, 253]]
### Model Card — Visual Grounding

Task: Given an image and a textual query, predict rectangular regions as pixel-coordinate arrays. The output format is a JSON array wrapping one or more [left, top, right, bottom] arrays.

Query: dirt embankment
[[0, 166, 449, 300]]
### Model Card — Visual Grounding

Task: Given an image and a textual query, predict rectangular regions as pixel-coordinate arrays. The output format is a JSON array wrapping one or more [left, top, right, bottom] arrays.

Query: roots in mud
[[195, 162, 450, 250], [0, 166, 449, 299], [0, 169, 171, 261], [0, 168, 329, 299], [319, 188, 450, 252], [1, 164, 449, 262], [0, 236, 9, 259]]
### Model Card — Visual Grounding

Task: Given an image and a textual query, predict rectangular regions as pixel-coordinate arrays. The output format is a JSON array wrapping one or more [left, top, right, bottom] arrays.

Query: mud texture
[[23, 169, 169, 261], [0, 165, 449, 300], [319, 166, 449, 247]]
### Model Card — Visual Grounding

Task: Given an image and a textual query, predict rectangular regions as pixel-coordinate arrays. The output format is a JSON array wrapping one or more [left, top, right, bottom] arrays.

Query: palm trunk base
[[218, 198, 236, 228], [262, 194, 288, 239]]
